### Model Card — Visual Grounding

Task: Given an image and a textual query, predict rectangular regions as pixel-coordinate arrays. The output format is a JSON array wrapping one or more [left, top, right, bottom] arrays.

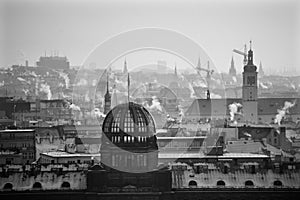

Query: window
[[136, 109, 146, 132], [61, 182, 70, 189], [217, 180, 225, 187], [124, 110, 134, 133], [273, 180, 283, 187], [245, 180, 254, 187], [188, 180, 197, 188], [32, 182, 42, 190], [3, 183, 13, 190]]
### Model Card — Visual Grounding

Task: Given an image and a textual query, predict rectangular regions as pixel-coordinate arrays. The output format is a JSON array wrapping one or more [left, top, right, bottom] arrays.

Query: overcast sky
[[0, 0, 299, 74]]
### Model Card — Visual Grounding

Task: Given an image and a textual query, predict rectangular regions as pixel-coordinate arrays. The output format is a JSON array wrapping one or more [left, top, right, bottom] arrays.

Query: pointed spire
[[197, 56, 201, 69], [106, 72, 109, 93], [174, 63, 177, 76], [127, 72, 130, 103], [104, 71, 111, 114], [259, 61, 265, 77], [229, 56, 236, 76], [111, 84, 118, 108], [123, 58, 128, 74], [207, 60, 210, 71]]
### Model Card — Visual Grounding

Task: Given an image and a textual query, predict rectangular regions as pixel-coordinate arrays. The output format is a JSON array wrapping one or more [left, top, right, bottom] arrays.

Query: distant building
[[185, 43, 300, 125], [0, 97, 30, 120], [258, 61, 265, 77], [0, 129, 36, 165], [36, 56, 70, 70], [39, 99, 72, 125], [229, 56, 237, 76]]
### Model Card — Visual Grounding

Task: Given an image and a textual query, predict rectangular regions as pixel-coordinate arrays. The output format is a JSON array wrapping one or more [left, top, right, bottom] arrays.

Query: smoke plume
[[40, 83, 52, 100], [228, 102, 243, 121], [274, 100, 296, 125], [69, 103, 81, 111], [147, 96, 163, 112]]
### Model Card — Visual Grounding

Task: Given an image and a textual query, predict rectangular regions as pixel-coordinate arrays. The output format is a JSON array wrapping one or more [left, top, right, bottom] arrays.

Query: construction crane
[[195, 57, 214, 99], [233, 44, 248, 66]]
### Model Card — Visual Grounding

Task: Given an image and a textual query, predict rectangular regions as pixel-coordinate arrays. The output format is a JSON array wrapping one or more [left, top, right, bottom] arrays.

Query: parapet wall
[[0, 164, 87, 191], [172, 164, 300, 189]]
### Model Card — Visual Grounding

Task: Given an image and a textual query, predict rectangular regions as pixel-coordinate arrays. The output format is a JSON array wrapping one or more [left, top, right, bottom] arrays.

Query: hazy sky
[[0, 0, 299, 74]]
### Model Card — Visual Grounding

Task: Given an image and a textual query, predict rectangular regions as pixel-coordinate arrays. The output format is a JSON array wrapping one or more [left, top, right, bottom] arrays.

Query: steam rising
[[274, 100, 296, 125], [188, 82, 197, 98], [93, 108, 106, 118], [40, 83, 52, 100], [69, 103, 81, 111], [146, 96, 163, 112], [228, 102, 243, 121]]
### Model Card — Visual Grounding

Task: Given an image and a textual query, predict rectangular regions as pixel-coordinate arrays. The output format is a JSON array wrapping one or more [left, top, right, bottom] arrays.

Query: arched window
[[32, 182, 42, 190], [245, 180, 254, 187], [61, 181, 70, 189], [216, 180, 226, 187], [188, 180, 197, 188], [3, 183, 13, 190], [274, 180, 283, 187]]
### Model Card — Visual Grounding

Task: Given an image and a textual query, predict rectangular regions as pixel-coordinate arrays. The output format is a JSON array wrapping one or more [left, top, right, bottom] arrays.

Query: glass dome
[[102, 102, 156, 136]]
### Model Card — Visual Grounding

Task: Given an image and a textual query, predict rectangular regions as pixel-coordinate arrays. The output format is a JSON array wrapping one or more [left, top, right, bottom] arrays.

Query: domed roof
[[102, 102, 156, 136]]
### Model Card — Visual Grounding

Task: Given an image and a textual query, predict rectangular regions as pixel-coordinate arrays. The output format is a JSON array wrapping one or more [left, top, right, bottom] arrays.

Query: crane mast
[[195, 57, 214, 99], [233, 44, 248, 66]]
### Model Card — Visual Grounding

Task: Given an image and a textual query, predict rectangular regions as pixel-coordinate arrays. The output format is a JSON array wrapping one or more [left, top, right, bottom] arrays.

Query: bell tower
[[242, 41, 258, 123]]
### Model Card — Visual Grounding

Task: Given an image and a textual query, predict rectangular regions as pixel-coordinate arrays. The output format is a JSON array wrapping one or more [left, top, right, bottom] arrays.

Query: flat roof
[[0, 129, 35, 133], [41, 151, 100, 158], [157, 136, 207, 140], [158, 152, 269, 159]]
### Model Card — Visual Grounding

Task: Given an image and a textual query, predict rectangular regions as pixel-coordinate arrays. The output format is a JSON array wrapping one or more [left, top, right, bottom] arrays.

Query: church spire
[[229, 56, 236, 76], [259, 61, 265, 77], [123, 58, 128, 74], [104, 72, 111, 114], [174, 63, 177, 76], [197, 56, 201, 69]]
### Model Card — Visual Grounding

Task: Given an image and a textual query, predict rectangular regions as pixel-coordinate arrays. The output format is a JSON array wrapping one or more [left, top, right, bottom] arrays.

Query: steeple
[[123, 58, 128, 74], [197, 56, 201, 69], [111, 84, 118, 108], [104, 72, 111, 114], [229, 56, 236, 76], [247, 40, 254, 65], [174, 63, 177, 76], [259, 61, 265, 77], [244, 40, 257, 72]]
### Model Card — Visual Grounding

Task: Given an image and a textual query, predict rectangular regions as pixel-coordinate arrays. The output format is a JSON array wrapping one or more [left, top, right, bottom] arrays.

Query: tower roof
[[244, 41, 257, 72]]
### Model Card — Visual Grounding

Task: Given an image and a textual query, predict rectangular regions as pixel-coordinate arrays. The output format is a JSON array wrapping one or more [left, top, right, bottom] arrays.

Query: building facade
[[0, 129, 36, 165]]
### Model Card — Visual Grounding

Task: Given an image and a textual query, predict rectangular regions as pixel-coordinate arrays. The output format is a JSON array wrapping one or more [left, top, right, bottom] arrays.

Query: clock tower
[[242, 41, 258, 123]]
